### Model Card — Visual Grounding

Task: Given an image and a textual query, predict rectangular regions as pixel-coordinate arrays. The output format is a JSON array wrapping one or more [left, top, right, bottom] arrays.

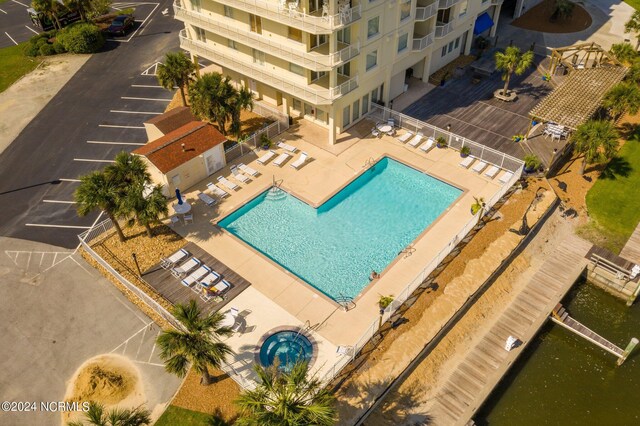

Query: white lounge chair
[[217, 176, 239, 191], [472, 161, 487, 173], [206, 182, 229, 198], [499, 171, 514, 184], [419, 138, 435, 152], [171, 257, 201, 278], [238, 163, 259, 176], [160, 248, 189, 269], [484, 165, 500, 179], [213, 279, 231, 294], [231, 166, 250, 183], [397, 132, 413, 143], [273, 152, 291, 167], [197, 270, 221, 290], [408, 133, 424, 148], [181, 265, 211, 287], [371, 127, 381, 138], [336, 345, 354, 356], [257, 150, 277, 165], [277, 141, 297, 153], [198, 192, 217, 206], [459, 156, 474, 168], [290, 152, 310, 169]]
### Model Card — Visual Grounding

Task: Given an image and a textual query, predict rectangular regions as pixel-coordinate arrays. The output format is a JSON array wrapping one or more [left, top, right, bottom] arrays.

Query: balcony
[[415, 2, 437, 21], [435, 21, 454, 38], [178, 31, 358, 105], [437, 0, 461, 9], [491, 0, 503, 4], [208, 0, 361, 34], [174, 3, 359, 71], [412, 31, 435, 51]]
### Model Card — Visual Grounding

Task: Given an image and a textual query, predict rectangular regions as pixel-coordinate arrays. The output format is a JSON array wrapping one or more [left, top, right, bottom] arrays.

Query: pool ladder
[[363, 157, 375, 169], [292, 320, 312, 344], [399, 244, 416, 258]]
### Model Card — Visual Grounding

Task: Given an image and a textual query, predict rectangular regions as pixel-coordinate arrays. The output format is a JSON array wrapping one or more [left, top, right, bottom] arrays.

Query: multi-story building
[[174, 0, 502, 144]]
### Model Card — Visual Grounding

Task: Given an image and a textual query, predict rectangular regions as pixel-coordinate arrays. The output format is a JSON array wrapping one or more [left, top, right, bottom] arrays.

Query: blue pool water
[[219, 157, 461, 300], [259, 331, 314, 372]]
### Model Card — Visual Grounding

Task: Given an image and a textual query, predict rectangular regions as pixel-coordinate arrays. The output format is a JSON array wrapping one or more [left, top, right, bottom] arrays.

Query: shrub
[[524, 154, 542, 171], [52, 41, 66, 54], [38, 44, 56, 56], [58, 23, 105, 54], [23, 42, 40, 57]]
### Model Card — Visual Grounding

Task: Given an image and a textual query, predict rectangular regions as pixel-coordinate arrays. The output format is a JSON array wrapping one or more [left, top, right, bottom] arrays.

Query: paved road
[[0, 0, 41, 49], [0, 0, 181, 248]]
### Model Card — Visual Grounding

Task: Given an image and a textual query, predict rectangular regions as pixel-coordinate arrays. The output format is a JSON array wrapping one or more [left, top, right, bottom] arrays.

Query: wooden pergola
[[548, 42, 621, 76]]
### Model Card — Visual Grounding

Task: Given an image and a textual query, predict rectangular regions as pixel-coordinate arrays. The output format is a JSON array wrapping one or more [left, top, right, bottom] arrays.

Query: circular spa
[[258, 330, 314, 372]]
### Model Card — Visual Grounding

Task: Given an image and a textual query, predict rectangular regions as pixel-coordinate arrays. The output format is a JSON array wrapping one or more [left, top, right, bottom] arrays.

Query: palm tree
[[609, 43, 637, 65], [63, 0, 91, 21], [625, 59, 640, 84], [68, 402, 151, 426], [124, 184, 169, 238], [602, 82, 640, 120], [189, 72, 236, 134], [229, 86, 254, 138], [157, 52, 197, 107], [494, 46, 534, 97], [105, 152, 150, 189], [235, 361, 337, 426], [625, 10, 640, 50], [156, 300, 233, 385], [572, 120, 619, 175], [32, 0, 63, 29], [554, 0, 575, 20], [75, 171, 127, 242]]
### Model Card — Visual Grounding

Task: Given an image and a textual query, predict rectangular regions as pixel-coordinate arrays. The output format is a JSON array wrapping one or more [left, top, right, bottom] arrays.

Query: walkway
[[620, 222, 640, 265], [430, 235, 592, 425]]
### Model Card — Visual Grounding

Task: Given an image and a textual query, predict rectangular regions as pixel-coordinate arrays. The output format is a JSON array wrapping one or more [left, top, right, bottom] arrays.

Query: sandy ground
[[62, 354, 145, 424], [0, 54, 90, 155], [334, 179, 557, 424], [512, 0, 592, 33]]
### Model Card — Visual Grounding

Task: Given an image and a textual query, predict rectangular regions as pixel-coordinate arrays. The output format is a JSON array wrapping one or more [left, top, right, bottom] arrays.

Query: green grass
[[0, 43, 42, 93], [584, 137, 640, 253], [154, 405, 211, 426], [625, 0, 640, 11]]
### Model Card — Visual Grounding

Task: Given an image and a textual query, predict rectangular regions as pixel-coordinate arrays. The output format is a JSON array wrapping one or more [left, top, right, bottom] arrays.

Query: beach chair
[[171, 257, 201, 278], [238, 163, 259, 176], [371, 127, 380, 138], [290, 152, 310, 169], [336, 345, 354, 356], [459, 156, 474, 168], [499, 171, 514, 184], [277, 141, 297, 153], [231, 166, 250, 183], [217, 176, 239, 191], [472, 161, 487, 173], [212, 279, 231, 295], [387, 118, 395, 128], [397, 132, 413, 143], [198, 192, 217, 207], [257, 150, 277, 165], [206, 182, 229, 198], [419, 138, 435, 152], [195, 270, 221, 292], [160, 248, 189, 269], [484, 165, 500, 179], [273, 152, 291, 167], [169, 216, 180, 227], [181, 265, 211, 287], [408, 132, 424, 148]]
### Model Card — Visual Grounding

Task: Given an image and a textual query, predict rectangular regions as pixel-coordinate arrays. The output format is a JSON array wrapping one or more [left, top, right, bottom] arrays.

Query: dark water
[[477, 281, 640, 425]]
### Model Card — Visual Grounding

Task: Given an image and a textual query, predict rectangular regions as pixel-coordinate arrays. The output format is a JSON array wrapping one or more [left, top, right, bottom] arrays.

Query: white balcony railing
[[207, 0, 361, 34], [179, 31, 358, 105], [435, 21, 454, 38], [437, 0, 461, 9], [412, 31, 435, 51], [174, 3, 359, 71], [491, 0, 503, 5], [415, 2, 437, 21]]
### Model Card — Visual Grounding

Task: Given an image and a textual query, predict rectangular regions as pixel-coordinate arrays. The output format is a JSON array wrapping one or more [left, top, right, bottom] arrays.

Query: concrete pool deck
[[169, 121, 508, 379]]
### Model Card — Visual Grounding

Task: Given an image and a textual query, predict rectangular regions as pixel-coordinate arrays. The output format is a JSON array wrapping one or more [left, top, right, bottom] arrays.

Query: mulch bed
[[512, 0, 592, 34]]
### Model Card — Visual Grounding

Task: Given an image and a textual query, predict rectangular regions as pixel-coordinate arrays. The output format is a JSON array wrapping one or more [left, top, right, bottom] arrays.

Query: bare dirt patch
[[512, 0, 592, 33], [171, 368, 240, 422]]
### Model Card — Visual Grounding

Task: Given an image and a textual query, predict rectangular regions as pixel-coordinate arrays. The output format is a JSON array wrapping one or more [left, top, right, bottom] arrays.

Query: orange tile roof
[[145, 106, 196, 135], [133, 121, 226, 174]]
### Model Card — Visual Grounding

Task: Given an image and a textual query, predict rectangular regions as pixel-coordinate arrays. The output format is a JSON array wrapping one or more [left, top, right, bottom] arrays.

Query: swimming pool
[[219, 157, 461, 300]]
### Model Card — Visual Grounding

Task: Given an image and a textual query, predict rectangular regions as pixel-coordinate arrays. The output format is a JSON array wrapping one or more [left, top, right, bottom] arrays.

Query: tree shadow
[[367, 380, 434, 425], [208, 408, 238, 426], [598, 156, 632, 180], [617, 122, 640, 140]]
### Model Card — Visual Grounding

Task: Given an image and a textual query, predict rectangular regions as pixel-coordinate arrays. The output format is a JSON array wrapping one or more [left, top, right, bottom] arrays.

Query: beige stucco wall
[[144, 123, 165, 142]]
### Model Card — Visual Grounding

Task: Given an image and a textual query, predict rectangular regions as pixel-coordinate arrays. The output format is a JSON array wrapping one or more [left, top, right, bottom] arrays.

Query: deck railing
[[435, 20, 455, 38], [415, 2, 437, 21], [438, 0, 461, 9], [412, 32, 435, 51]]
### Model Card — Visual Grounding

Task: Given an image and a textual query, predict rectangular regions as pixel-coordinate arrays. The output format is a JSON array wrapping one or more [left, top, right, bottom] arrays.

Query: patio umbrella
[[175, 188, 183, 205]]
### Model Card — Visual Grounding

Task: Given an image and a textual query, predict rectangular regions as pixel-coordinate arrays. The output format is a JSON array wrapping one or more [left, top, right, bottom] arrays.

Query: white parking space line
[[108, 2, 160, 43], [0, 8, 7, 14], [59, 178, 81, 182], [11, 0, 29, 7], [98, 124, 145, 129], [5, 32, 17, 45], [131, 84, 164, 88], [42, 200, 77, 204], [73, 158, 117, 163], [110, 110, 162, 115], [25, 25, 39, 34], [25, 224, 91, 229], [87, 140, 145, 145], [121, 96, 171, 102]]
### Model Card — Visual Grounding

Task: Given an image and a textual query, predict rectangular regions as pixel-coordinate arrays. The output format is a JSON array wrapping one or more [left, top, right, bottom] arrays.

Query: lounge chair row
[[459, 156, 513, 184], [397, 131, 437, 153], [257, 148, 310, 169], [204, 163, 261, 196]]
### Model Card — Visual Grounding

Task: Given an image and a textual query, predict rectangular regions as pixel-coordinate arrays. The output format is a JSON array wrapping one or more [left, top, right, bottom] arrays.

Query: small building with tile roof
[[133, 121, 227, 197], [143, 106, 197, 141]]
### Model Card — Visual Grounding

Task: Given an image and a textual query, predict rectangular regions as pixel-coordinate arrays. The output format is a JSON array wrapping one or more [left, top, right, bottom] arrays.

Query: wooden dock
[[550, 304, 624, 358], [430, 235, 592, 425], [620, 222, 640, 265]]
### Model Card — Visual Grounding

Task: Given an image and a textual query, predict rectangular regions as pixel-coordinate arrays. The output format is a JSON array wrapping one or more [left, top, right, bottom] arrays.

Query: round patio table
[[377, 124, 392, 133], [172, 202, 192, 215], [221, 311, 236, 328]]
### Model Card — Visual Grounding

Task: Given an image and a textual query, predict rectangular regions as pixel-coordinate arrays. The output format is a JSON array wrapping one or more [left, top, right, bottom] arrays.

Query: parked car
[[106, 15, 135, 36]]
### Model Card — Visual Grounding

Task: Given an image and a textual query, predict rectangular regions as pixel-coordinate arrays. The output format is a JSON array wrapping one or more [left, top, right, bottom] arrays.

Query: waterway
[[477, 279, 640, 425]]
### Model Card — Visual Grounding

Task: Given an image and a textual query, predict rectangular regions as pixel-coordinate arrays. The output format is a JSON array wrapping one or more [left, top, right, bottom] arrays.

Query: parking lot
[[0, 0, 181, 248], [0, 0, 40, 49]]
